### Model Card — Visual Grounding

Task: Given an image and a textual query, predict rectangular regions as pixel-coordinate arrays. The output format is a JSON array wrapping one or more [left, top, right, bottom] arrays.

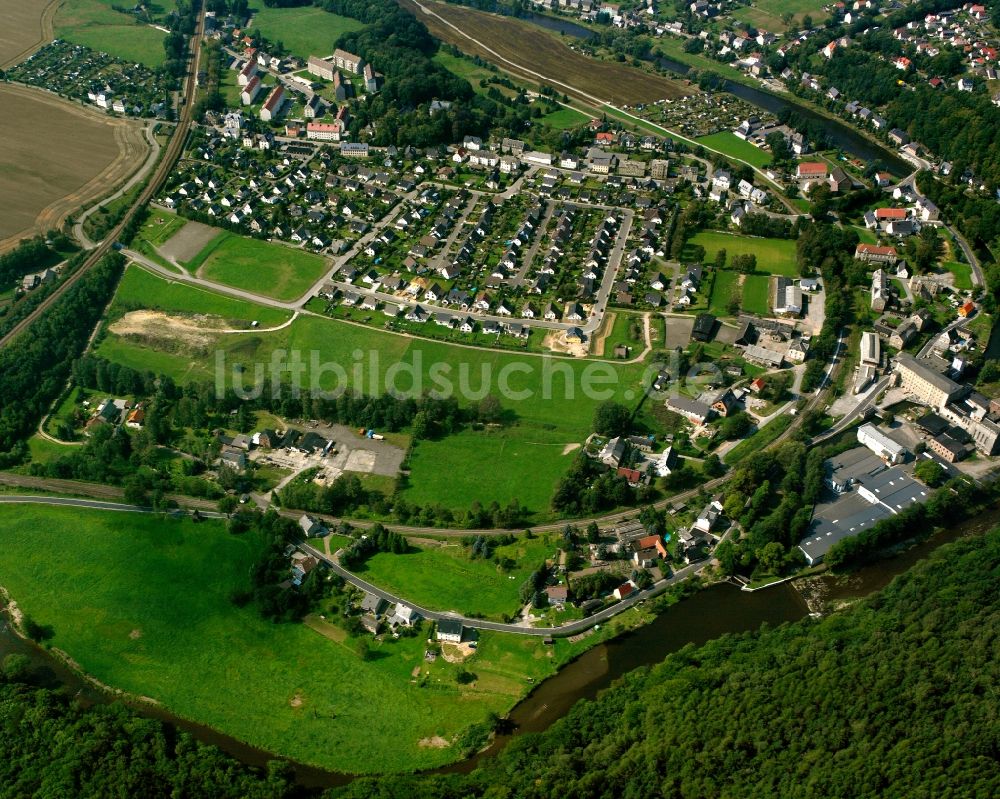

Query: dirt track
[[0, 0, 59, 69], [398, 0, 689, 105]]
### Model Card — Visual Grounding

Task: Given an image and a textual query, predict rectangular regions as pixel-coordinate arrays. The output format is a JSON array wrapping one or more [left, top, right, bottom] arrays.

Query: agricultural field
[[358, 535, 558, 619], [0, 505, 567, 773], [0, 0, 53, 67], [400, 0, 689, 105], [0, 84, 147, 251], [695, 131, 772, 168], [541, 107, 591, 130], [185, 232, 331, 302], [96, 272, 650, 514], [686, 231, 799, 277], [54, 0, 167, 67], [248, 6, 364, 60]]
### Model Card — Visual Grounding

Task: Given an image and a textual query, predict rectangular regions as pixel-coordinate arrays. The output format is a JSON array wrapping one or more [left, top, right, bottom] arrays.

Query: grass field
[[96, 272, 649, 515], [730, 0, 829, 31], [708, 270, 741, 316], [725, 412, 795, 464], [654, 37, 747, 83], [943, 261, 973, 291], [541, 107, 591, 129], [742, 273, 772, 315], [695, 131, 771, 168], [139, 208, 187, 246], [402, 429, 580, 516], [852, 225, 878, 245], [111, 263, 294, 327], [401, 0, 689, 105], [0, 505, 572, 773], [249, 6, 364, 60], [54, 0, 167, 66], [687, 231, 799, 277], [187, 232, 330, 302], [0, 84, 146, 251], [358, 535, 556, 619]]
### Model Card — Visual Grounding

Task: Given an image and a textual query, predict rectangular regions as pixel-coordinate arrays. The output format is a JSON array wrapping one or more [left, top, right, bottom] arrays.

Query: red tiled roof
[[797, 162, 828, 176], [856, 243, 898, 256]]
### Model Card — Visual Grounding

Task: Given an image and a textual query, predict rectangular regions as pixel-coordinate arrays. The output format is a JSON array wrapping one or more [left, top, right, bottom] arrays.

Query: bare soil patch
[[109, 310, 229, 350], [0, 0, 57, 68], [418, 736, 451, 749], [158, 220, 222, 264], [400, 0, 689, 106], [0, 84, 148, 253]]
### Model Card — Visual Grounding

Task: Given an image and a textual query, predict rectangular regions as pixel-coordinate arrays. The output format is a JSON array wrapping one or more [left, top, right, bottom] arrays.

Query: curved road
[[0, 7, 206, 351], [0, 491, 700, 637]]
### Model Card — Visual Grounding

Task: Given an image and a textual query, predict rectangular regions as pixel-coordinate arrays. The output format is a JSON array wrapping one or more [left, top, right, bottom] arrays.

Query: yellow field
[[0, 84, 148, 250], [0, 0, 57, 68]]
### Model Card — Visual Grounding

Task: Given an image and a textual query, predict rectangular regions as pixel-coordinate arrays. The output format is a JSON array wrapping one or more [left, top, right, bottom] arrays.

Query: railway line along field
[[397, 0, 690, 105]]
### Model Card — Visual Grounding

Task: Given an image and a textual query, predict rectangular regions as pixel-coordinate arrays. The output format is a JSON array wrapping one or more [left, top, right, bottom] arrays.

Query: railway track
[[0, 7, 206, 351]]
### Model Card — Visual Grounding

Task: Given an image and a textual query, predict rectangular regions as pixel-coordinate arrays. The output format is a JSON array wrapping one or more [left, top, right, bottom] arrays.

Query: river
[[3, 501, 989, 789], [521, 12, 910, 175]]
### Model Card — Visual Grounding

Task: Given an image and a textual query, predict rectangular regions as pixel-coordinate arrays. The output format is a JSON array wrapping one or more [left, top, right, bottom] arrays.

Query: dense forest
[[3, 520, 997, 797]]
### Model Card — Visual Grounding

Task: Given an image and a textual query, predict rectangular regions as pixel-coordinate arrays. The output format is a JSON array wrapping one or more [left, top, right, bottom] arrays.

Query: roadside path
[[0, 491, 701, 637]]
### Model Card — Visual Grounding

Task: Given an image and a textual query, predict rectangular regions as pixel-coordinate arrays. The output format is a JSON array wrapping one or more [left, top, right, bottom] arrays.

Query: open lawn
[[0, 505, 568, 773], [541, 106, 591, 130], [97, 271, 650, 515], [139, 208, 186, 246], [942, 261, 973, 291], [358, 534, 557, 619], [249, 6, 364, 60], [54, 0, 167, 66], [725, 412, 794, 464], [110, 263, 294, 327], [852, 225, 878, 245], [187, 232, 330, 302], [402, 429, 579, 516], [708, 270, 741, 317], [687, 231, 799, 277], [654, 37, 746, 83], [400, 0, 689, 105], [742, 273, 772, 315], [695, 131, 771, 168], [0, 84, 147, 252], [731, 0, 829, 31]]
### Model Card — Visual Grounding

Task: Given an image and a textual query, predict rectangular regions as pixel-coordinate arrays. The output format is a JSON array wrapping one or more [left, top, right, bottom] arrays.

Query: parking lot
[[250, 422, 405, 487]]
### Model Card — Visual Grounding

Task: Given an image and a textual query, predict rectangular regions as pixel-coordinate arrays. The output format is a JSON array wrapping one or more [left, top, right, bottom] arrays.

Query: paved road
[[0, 489, 701, 637], [75, 123, 165, 250], [300, 540, 704, 637]]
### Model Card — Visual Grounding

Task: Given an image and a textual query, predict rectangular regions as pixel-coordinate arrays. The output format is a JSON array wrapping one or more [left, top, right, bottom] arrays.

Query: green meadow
[[187, 233, 330, 302], [55, 0, 167, 66], [0, 505, 566, 773], [358, 534, 557, 619], [249, 6, 365, 59], [96, 271, 651, 515], [687, 231, 799, 276], [695, 131, 772, 168]]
